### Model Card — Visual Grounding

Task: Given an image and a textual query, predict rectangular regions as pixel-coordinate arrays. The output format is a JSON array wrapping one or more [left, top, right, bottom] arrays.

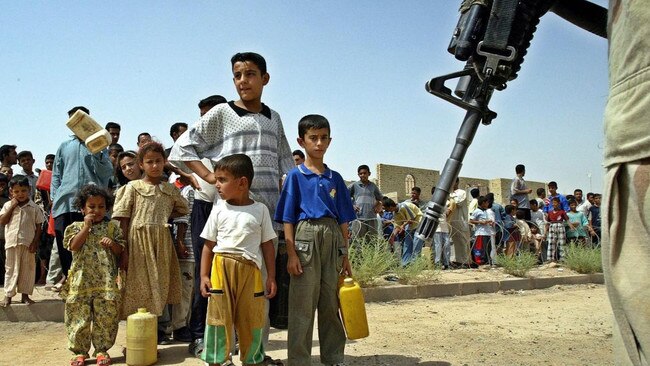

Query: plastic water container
[[338, 277, 369, 340], [66, 109, 111, 154], [126, 308, 157, 366]]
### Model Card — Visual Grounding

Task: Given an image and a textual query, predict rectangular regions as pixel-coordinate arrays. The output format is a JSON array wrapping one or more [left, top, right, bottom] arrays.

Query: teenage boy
[[349, 165, 383, 243], [588, 193, 602, 246], [543, 181, 570, 213], [16, 151, 38, 200], [469, 196, 492, 265], [199, 154, 277, 366], [381, 196, 424, 267], [169, 52, 292, 364], [510, 164, 532, 221], [104, 122, 121, 145], [275, 114, 356, 366]]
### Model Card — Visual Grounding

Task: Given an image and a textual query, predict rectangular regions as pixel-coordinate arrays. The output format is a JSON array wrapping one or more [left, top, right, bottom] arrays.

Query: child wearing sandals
[[62, 185, 124, 366]]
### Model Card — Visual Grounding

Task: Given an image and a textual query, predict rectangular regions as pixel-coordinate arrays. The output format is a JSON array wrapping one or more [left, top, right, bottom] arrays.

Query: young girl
[[545, 197, 575, 262], [115, 150, 142, 187], [112, 141, 189, 343], [62, 184, 124, 366]]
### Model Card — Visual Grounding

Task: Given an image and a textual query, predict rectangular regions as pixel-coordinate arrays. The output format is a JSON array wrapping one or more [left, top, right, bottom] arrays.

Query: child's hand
[[28, 242, 37, 253], [83, 214, 95, 228], [100, 237, 114, 250], [176, 242, 189, 258], [200, 276, 212, 298], [287, 254, 303, 276], [265, 278, 277, 299], [119, 251, 129, 272]]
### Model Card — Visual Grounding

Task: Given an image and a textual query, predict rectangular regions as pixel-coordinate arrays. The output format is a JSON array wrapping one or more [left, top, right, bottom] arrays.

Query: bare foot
[[20, 295, 35, 305], [0, 297, 11, 307]]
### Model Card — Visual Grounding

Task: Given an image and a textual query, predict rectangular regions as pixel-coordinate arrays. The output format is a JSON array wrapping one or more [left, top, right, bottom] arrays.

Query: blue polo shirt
[[274, 164, 356, 225]]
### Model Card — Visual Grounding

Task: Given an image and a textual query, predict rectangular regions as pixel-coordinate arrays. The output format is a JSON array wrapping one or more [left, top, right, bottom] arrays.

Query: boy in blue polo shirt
[[275, 114, 356, 366]]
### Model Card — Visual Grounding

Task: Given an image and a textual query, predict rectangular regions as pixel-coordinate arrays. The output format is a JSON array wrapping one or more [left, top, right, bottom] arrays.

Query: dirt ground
[[0, 283, 613, 366]]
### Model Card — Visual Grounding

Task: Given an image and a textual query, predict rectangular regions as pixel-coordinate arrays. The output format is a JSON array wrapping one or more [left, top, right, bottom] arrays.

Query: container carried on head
[[338, 277, 370, 340], [66, 109, 111, 154], [126, 308, 157, 366]]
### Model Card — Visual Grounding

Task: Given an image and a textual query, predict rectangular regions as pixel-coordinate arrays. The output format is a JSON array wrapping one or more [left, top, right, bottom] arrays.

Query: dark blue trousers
[[188, 199, 213, 340]]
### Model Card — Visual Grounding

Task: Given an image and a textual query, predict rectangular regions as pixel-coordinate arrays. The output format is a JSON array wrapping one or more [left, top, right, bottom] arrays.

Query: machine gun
[[415, 0, 607, 242]]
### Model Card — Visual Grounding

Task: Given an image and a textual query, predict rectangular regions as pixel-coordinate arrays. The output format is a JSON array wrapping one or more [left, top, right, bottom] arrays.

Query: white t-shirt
[[200, 199, 276, 269]]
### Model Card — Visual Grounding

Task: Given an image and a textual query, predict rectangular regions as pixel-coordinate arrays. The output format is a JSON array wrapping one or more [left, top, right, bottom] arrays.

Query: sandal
[[96, 353, 111, 365], [70, 355, 86, 366], [263, 355, 284, 365]]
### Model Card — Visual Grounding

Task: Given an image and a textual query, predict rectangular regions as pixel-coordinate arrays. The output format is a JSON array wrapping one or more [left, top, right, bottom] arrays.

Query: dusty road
[[0, 284, 612, 365]]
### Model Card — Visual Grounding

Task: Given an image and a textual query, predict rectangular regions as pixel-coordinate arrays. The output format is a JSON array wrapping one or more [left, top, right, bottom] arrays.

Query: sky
[[1, 1, 609, 195]]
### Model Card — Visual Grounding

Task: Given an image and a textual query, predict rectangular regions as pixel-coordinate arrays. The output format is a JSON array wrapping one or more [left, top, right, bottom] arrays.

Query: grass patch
[[394, 252, 440, 285], [348, 237, 398, 287], [563, 243, 603, 274], [496, 251, 537, 277]]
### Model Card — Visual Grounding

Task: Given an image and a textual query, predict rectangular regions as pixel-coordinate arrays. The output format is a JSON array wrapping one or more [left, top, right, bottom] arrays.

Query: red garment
[[547, 209, 568, 223]]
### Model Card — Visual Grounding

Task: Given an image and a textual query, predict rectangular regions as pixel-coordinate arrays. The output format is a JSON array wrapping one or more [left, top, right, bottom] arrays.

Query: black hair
[[9, 174, 29, 189], [470, 187, 480, 198], [477, 196, 487, 207], [231, 52, 267, 75], [515, 210, 525, 220], [505, 204, 516, 214], [198, 95, 227, 109], [574, 188, 583, 194], [138, 141, 165, 162], [568, 198, 577, 205], [593, 193, 602, 199], [105, 122, 121, 130], [292, 150, 305, 159], [536, 187, 546, 196], [214, 154, 254, 188], [565, 194, 574, 202], [68, 106, 89, 117], [411, 186, 421, 194], [485, 192, 495, 203], [115, 150, 138, 185], [109, 144, 124, 153], [17, 150, 33, 161], [587, 192, 594, 198], [137, 132, 151, 144], [357, 165, 370, 174], [298, 114, 331, 139], [0, 145, 17, 161], [551, 197, 561, 203], [73, 184, 114, 211], [548, 181, 558, 188], [381, 196, 397, 208], [529, 199, 538, 206], [0, 173, 8, 184], [515, 164, 525, 174], [45, 154, 55, 161], [169, 122, 188, 138]]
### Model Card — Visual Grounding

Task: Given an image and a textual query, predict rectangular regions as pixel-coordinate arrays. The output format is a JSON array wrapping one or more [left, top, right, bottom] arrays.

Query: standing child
[[503, 205, 518, 257], [112, 142, 189, 343], [469, 196, 492, 265], [0, 175, 44, 306], [566, 198, 589, 246], [275, 115, 356, 366], [199, 154, 277, 366], [381, 197, 424, 267], [545, 197, 574, 262], [431, 186, 455, 269], [61, 185, 124, 366], [587, 193, 602, 246]]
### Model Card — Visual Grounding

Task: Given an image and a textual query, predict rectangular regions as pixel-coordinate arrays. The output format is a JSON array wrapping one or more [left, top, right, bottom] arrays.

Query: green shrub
[[563, 243, 603, 274], [348, 237, 398, 287], [496, 251, 537, 277], [394, 252, 440, 285]]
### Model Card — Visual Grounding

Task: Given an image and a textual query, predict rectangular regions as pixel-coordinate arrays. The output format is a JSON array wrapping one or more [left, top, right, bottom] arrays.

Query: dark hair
[[169, 122, 188, 138], [0, 145, 17, 161], [214, 154, 254, 188], [593, 193, 602, 199], [536, 187, 546, 196], [17, 150, 33, 161], [515, 164, 525, 174], [0, 173, 7, 185], [470, 187, 480, 198], [357, 164, 370, 174], [105, 122, 121, 130], [485, 192, 495, 203], [587, 192, 594, 198], [45, 154, 55, 161], [381, 196, 397, 208], [298, 114, 331, 139], [548, 181, 558, 188], [574, 188, 583, 194], [73, 184, 114, 211], [292, 150, 305, 159], [505, 204, 516, 214], [477, 196, 487, 207], [109, 144, 124, 153], [431, 186, 436, 195], [565, 194, 574, 202], [138, 141, 165, 162], [568, 198, 577, 205], [551, 197, 561, 203], [529, 199, 538, 206], [411, 186, 421, 194], [515, 210, 525, 220], [231, 52, 267, 75], [9, 174, 29, 188], [115, 150, 138, 185], [68, 106, 89, 116], [137, 132, 151, 144], [198, 95, 227, 109]]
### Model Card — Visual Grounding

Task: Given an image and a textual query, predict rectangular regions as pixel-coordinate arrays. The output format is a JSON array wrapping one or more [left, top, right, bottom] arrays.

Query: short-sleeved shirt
[[201, 200, 276, 269], [0, 200, 45, 248], [168, 102, 294, 230], [589, 205, 601, 229], [393, 202, 422, 231], [566, 211, 588, 238], [348, 180, 382, 220], [470, 208, 491, 236], [547, 210, 569, 223], [275, 164, 356, 225], [543, 194, 570, 213], [510, 176, 530, 209]]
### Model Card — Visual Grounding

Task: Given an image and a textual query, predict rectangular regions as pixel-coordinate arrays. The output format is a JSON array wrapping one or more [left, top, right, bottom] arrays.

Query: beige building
[[375, 163, 546, 206]]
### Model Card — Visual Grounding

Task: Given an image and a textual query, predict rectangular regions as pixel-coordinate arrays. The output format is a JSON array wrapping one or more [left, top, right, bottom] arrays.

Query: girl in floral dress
[[62, 185, 124, 366], [112, 141, 189, 343]]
